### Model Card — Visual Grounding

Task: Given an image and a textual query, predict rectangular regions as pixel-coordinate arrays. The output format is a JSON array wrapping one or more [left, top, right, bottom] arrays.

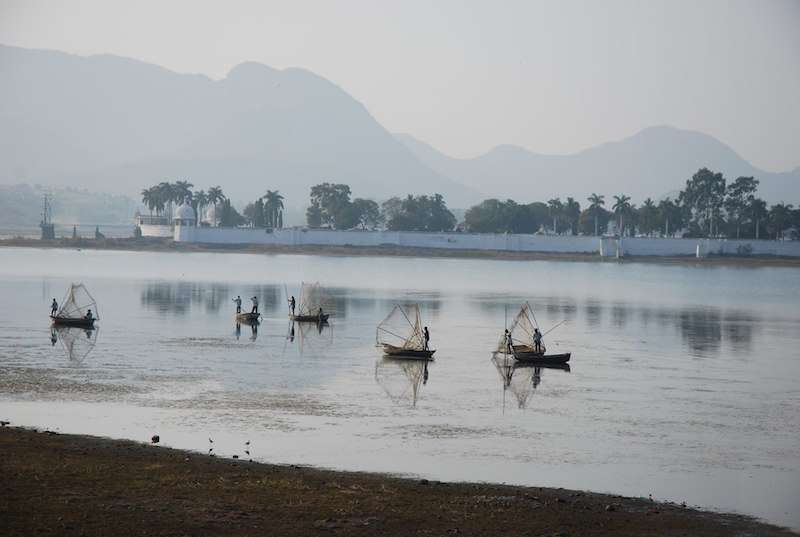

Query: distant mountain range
[[395, 127, 800, 204], [0, 44, 478, 210], [1, 44, 797, 217]]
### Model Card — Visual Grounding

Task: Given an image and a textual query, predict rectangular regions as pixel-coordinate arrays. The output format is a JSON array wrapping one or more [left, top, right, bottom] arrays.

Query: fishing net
[[376, 304, 425, 350], [56, 283, 99, 319], [374, 358, 428, 406], [296, 320, 332, 355], [54, 326, 99, 363], [496, 302, 536, 352], [297, 282, 332, 316], [492, 355, 535, 409]]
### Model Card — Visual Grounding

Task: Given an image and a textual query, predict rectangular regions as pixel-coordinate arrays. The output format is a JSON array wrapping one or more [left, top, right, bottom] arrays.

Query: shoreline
[[1, 426, 795, 536], [2, 236, 800, 267]]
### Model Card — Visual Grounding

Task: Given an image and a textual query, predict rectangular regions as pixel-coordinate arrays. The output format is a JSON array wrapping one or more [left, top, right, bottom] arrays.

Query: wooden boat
[[376, 304, 435, 359], [498, 302, 571, 365], [235, 312, 261, 323], [289, 313, 329, 323], [289, 282, 331, 323], [382, 344, 435, 359], [510, 345, 571, 364], [50, 315, 95, 328], [50, 283, 99, 329]]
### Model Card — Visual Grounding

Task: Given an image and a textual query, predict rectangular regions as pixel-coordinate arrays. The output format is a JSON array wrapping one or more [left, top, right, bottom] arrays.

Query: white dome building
[[173, 200, 196, 227]]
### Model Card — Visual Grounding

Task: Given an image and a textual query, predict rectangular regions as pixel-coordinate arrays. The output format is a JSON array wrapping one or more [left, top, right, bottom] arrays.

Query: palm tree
[[587, 193, 605, 236], [156, 182, 175, 217], [612, 194, 631, 236], [207, 186, 225, 226], [658, 198, 677, 237], [640, 198, 657, 236], [547, 198, 563, 234], [141, 187, 156, 216], [564, 197, 581, 235], [263, 190, 285, 229], [174, 180, 194, 206], [192, 189, 208, 225], [749, 198, 767, 239]]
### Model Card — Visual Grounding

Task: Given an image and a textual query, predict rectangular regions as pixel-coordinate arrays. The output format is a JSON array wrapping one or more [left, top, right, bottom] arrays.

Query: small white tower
[[173, 199, 196, 227]]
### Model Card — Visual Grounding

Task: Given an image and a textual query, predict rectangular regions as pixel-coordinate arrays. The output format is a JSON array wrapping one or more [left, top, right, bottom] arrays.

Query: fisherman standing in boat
[[250, 296, 259, 315], [533, 327, 543, 353], [84, 309, 94, 322], [50, 298, 58, 316], [317, 306, 324, 320], [504, 329, 513, 354], [290, 296, 296, 316], [423, 326, 430, 350], [233, 295, 242, 314]]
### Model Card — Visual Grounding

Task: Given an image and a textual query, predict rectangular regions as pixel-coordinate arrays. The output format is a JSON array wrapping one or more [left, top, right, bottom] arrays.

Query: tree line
[[140, 181, 243, 227], [464, 168, 798, 240], [142, 168, 799, 239], [304, 183, 456, 232]]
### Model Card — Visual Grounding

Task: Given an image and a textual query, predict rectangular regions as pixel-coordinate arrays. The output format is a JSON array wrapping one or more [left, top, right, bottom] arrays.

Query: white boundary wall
[[174, 226, 599, 253], [173, 225, 800, 257], [140, 224, 173, 238]]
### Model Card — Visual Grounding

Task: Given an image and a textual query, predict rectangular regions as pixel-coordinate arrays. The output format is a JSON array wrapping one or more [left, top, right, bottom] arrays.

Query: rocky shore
[[1, 426, 794, 536]]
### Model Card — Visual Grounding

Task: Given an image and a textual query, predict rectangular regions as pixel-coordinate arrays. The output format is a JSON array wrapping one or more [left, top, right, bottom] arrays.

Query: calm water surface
[[1, 247, 799, 528]]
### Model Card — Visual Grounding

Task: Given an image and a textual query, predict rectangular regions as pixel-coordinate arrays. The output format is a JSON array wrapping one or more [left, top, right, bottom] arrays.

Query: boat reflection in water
[[374, 357, 430, 407], [235, 319, 259, 342], [51, 325, 100, 364], [287, 319, 333, 355], [492, 353, 570, 409]]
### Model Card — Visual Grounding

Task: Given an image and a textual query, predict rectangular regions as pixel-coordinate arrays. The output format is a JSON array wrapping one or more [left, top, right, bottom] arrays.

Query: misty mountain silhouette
[[395, 127, 799, 203], [1, 44, 796, 210], [0, 44, 479, 208]]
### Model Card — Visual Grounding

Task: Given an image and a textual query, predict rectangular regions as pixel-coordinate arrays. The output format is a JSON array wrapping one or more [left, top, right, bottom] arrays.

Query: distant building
[[173, 200, 196, 227], [134, 210, 172, 238]]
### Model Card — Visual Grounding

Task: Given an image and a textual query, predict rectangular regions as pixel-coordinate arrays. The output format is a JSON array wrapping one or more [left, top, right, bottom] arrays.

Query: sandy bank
[[0, 426, 794, 536]]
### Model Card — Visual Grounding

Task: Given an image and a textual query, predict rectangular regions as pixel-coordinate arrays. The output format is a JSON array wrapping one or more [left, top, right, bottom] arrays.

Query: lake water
[[1, 247, 799, 528]]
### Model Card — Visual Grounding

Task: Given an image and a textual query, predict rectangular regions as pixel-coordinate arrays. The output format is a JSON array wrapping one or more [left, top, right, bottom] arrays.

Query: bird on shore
[[209, 437, 214, 444], [151, 435, 160, 444], [0, 420, 10, 427]]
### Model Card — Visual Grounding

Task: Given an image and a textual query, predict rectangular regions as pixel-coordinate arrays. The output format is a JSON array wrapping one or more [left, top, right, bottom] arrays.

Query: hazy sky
[[2, 0, 798, 171]]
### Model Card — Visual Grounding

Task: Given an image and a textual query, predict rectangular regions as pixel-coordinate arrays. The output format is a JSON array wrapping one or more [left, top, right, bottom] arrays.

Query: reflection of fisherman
[[51, 299, 58, 316], [533, 328, 543, 353], [423, 326, 430, 350], [233, 296, 242, 314], [423, 361, 429, 384], [235, 322, 241, 340], [290, 296, 296, 316], [250, 296, 259, 314], [84, 309, 94, 321], [504, 329, 513, 354], [50, 328, 57, 346]]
